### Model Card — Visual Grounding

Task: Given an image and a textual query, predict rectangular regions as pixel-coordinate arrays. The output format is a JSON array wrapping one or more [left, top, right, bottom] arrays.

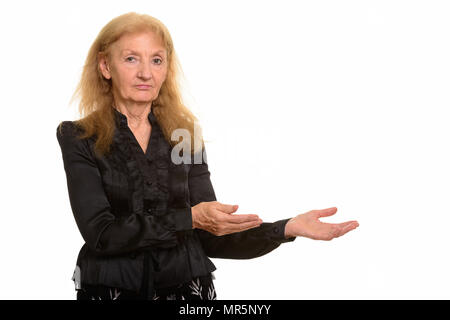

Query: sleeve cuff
[[166, 207, 193, 232], [268, 218, 296, 244]]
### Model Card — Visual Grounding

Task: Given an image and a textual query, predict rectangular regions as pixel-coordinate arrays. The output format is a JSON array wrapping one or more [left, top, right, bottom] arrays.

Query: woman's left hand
[[284, 207, 359, 240]]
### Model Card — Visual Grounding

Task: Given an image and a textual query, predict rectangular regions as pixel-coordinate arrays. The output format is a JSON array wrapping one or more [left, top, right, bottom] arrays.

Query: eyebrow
[[121, 49, 165, 56]]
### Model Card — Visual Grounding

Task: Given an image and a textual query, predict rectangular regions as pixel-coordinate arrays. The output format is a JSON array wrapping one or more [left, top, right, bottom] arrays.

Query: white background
[[0, 0, 449, 299]]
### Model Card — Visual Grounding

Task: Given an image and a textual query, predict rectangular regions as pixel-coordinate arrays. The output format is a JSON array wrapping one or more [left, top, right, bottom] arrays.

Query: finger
[[315, 207, 338, 218], [222, 220, 263, 234], [333, 220, 359, 229], [221, 212, 260, 224], [322, 220, 358, 234], [335, 221, 359, 237], [216, 202, 239, 214]]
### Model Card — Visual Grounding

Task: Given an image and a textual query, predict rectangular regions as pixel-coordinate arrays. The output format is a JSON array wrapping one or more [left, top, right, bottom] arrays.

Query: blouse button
[[146, 181, 153, 186], [146, 208, 153, 214], [273, 227, 279, 233]]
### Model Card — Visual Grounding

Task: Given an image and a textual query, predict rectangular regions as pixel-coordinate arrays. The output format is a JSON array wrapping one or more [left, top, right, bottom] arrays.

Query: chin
[[132, 95, 154, 103]]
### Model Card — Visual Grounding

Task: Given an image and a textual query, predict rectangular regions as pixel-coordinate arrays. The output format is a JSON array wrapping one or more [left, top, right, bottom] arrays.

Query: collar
[[113, 106, 157, 128]]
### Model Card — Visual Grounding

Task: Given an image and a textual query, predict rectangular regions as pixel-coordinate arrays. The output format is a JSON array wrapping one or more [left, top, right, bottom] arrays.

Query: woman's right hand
[[191, 201, 263, 236]]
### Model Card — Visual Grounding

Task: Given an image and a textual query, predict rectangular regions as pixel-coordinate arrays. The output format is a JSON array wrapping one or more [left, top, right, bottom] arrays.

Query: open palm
[[285, 207, 359, 240]]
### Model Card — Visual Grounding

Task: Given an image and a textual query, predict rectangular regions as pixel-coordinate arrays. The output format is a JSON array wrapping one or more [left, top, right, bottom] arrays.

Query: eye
[[125, 56, 136, 62], [153, 58, 163, 65]]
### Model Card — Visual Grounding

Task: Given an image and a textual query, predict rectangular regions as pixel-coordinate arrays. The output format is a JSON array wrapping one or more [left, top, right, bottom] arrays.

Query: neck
[[113, 100, 152, 129]]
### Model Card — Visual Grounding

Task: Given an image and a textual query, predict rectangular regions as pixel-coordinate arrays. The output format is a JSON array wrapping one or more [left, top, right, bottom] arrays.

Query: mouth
[[135, 85, 152, 90]]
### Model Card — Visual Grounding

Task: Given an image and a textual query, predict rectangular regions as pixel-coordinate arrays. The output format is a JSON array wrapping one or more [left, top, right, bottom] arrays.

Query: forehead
[[113, 31, 166, 54]]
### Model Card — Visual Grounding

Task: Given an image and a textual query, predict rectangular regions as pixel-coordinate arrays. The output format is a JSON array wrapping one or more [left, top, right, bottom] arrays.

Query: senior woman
[[56, 12, 359, 300]]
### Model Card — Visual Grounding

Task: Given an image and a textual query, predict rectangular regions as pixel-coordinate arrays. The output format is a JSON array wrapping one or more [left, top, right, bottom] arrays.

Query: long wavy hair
[[58, 12, 203, 157]]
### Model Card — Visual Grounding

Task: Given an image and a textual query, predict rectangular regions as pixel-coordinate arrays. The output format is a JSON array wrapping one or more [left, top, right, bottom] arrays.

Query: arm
[[195, 219, 295, 259], [189, 147, 296, 259], [56, 121, 191, 256]]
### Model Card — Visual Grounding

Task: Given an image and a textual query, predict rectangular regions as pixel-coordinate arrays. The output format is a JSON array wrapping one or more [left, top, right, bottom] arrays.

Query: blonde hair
[[58, 12, 203, 157]]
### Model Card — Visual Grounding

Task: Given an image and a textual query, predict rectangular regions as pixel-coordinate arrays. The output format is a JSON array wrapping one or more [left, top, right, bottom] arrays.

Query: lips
[[135, 85, 152, 89]]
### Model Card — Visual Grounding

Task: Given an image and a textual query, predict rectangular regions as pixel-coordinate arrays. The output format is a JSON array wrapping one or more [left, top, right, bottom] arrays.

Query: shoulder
[[56, 120, 79, 135], [56, 121, 99, 166], [56, 120, 85, 140], [56, 120, 90, 154]]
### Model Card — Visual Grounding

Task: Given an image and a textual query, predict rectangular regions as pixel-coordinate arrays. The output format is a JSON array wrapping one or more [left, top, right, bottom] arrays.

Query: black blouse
[[56, 107, 296, 299]]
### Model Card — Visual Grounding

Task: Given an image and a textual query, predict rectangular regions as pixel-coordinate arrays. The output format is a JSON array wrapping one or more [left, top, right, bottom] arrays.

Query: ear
[[98, 52, 112, 80]]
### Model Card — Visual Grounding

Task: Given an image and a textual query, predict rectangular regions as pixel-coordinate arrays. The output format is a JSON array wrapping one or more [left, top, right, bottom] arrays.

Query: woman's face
[[99, 31, 168, 106]]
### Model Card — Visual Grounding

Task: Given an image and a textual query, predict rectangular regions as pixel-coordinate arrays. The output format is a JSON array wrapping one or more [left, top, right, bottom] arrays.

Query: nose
[[137, 60, 152, 80]]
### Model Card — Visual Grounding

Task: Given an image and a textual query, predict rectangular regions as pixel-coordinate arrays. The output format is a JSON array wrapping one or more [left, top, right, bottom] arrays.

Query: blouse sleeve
[[56, 121, 190, 257], [189, 147, 296, 259]]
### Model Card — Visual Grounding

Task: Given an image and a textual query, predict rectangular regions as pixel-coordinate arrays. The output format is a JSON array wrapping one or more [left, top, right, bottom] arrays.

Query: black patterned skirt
[[76, 273, 217, 300]]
